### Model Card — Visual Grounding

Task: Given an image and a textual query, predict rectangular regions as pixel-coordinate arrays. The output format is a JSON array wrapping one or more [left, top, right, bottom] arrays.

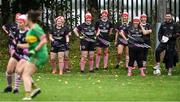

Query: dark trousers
[[128, 47, 144, 68], [142, 48, 149, 61], [155, 43, 167, 62]]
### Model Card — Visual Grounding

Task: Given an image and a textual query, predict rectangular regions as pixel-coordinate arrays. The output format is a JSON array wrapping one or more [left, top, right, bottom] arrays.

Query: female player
[[123, 17, 150, 76], [95, 10, 113, 70], [140, 14, 152, 68], [17, 10, 48, 100], [4, 15, 28, 93], [49, 16, 70, 75], [115, 12, 129, 69], [73, 12, 96, 73]]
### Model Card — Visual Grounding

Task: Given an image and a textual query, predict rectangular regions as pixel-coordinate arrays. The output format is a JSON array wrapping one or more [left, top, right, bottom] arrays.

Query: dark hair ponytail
[[27, 10, 41, 23]]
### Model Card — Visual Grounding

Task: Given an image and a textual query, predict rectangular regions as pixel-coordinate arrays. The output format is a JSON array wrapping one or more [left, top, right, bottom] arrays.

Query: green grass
[[0, 67, 180, 101]]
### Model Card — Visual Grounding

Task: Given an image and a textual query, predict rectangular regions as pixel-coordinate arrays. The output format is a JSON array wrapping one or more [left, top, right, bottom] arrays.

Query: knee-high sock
[[89, 57, 94, 71], [6, 72, 12, 87], [140, 67, 146, 76], [80, 58, 86, 71], [96, 54, 101, 68], [59, 62, 64, 71], [125, 56, 129, 68], [50, 60, 56, 71], [14, 73, 21, 90], [64, 59, 69, 69], [127, 67, 133, 76], [104, 53, 108, 68]]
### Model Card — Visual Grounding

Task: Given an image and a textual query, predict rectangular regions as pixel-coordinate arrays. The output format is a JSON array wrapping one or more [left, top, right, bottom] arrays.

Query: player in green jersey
[[19, 10, 48, 100]]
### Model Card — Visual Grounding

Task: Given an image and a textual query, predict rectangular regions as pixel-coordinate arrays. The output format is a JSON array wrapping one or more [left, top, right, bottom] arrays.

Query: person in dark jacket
[[153, 13, 178, 75]]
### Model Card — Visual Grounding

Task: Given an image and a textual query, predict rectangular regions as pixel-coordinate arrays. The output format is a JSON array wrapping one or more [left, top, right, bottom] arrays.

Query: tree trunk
[[157, 0, 167, 22], [156, 0, 167, 47]]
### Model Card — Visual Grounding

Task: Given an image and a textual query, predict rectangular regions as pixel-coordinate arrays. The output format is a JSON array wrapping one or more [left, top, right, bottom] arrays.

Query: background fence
[[40, 0, 180, 28]]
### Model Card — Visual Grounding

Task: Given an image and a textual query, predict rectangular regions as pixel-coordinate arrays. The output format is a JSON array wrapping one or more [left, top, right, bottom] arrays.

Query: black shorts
[[66, 43, 70, 51], [96, 38, 109, 48], [12, 52, 27, 61], [51, 43, 67, 53], [117, 38, 128, 46], [80, 40, 96, 51]]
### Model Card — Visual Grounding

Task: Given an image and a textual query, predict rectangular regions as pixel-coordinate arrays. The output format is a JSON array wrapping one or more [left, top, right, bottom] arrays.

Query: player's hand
[[114, 41, 117, 47], [52, 40, 59, 46], [23, 49, 29, 55], [51, 38, 54, 42], [94, 36, 97, 40], [29, 49, 36, 56], [79, 36, 84, 39]]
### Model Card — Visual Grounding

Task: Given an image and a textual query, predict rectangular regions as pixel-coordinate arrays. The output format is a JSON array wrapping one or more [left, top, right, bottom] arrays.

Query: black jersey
[[77, 23, 96, 40], [124, 24, 144, 47], [95, 19, 112, 40], [15, 29, 28, 54], [116, 23, 129, 37], [50, 25, 70, 43]]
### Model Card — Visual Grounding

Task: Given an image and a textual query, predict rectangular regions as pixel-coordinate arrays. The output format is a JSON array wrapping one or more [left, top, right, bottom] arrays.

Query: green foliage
[[45, 0, 77, 28]]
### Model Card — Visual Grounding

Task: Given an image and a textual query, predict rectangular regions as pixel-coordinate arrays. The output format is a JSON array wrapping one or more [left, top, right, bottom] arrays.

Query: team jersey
[[95, 19, 112, 40], [26, 24, 47, 52], [49, 25, 70, 43], [116, 22, 129, 37], [77, 23, 96, 40], [15, 29, 28, 54], [124, 24, 144, 47], [26, 24, 48, 67]]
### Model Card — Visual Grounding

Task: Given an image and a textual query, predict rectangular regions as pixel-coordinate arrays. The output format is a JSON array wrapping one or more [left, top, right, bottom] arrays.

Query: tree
[[1, 0, 10, 24], [157, 0, 167, 22], [11, 0, 42, 14]]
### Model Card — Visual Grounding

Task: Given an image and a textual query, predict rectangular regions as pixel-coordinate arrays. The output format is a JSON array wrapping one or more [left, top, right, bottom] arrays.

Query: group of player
[[2, 10, 48, 100], [2, 9, 179, 100], [50, 10, 152, 76]]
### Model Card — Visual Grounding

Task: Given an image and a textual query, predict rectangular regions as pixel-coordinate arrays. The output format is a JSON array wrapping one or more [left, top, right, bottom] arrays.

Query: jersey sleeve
[[95, 20, 100, 30], [65, 26, 70, 35], [109, 21, 113, 29], [76, 24, 83, 32]]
